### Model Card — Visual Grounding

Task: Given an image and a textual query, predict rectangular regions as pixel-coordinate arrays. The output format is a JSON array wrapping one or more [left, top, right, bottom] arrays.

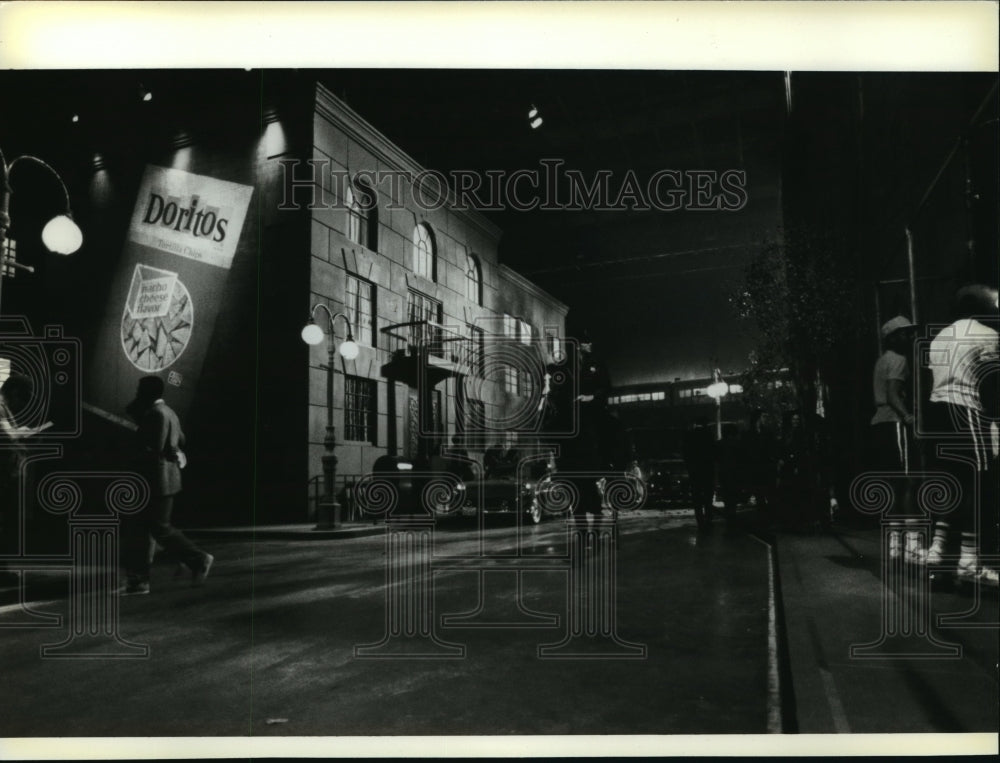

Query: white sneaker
[[904, 533, 926, 565], [888, 531, 902, 559], [956, 564, 999, 588], [925, 543, 945, 566]]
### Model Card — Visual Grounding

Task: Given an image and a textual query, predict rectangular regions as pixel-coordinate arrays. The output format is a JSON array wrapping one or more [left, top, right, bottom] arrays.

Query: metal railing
[[308, 474, 368, 523], [380, 320, 473, 367]]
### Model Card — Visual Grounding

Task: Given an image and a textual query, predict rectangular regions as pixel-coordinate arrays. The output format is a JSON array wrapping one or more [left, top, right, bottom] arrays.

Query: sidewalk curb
[[185, 525, 387, 541]]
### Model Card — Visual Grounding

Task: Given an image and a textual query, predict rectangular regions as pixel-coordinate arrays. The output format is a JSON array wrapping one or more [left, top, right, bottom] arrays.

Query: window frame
[[406, 289, 443, 354], [465, 253, 482, 305], [502, 313, 519, 394], [412, 223, 436, 281], [343, 374, 378, 444], [345, 179, 378, 252], [346, 274, 376, 348]]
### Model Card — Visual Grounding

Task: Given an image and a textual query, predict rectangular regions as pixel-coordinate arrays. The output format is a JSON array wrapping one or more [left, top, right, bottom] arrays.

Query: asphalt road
[[0, 512, 774, 737]]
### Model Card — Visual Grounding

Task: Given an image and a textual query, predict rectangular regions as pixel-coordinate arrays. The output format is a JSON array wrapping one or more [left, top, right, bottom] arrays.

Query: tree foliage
[[733, 226, 861, 419]]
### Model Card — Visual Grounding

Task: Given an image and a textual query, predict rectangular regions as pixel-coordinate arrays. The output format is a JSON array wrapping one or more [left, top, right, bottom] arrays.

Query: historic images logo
[[120, 264, 194, 372]]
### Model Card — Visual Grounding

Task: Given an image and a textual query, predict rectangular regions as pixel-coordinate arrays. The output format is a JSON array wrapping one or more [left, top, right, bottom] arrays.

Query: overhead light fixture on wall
[[528, 104, 543, 129], [139, 83, 153, 102]]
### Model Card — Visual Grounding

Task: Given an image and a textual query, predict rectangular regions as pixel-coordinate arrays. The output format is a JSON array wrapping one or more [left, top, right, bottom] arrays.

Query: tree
[[733, 226, 861, 423]]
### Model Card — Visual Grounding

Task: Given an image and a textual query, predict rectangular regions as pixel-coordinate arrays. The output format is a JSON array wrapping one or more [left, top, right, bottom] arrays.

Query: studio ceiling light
[[140, 83, 153, 102], [528, 104, 543, 129]]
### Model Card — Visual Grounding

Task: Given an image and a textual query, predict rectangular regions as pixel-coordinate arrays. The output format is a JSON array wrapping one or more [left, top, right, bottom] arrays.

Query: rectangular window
[[468, 325, 485, 376], [344, 376, 377, 444], [347, 207, 365, 247], [519, 319, 533, 346], [504, 367, 518, 394], [2, 237, 16, 278], [502, 314, 518, 393], [407, 290, 442, 354], [466, 399, 485, 432], [503, 313, 517, 340], [346, 275, 375, 347], [544, 327, 560, 360]]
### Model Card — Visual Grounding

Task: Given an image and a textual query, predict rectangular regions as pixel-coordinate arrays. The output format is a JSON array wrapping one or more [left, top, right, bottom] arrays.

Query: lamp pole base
[[314, 500, 342, 530]]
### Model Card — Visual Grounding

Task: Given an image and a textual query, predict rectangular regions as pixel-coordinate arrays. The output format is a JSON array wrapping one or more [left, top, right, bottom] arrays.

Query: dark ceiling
[[0, 68, 787, 384], [319, 69, 787, 271], [318, 69, 788, 383]]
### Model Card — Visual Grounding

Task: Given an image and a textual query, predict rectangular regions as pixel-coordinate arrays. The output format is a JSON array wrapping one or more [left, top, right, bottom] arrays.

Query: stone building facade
[[306, 84, 567, 508]]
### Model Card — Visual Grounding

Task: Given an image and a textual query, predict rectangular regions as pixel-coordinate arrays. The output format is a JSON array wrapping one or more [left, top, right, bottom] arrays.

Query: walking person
[[716, 422, 743, 536], [776, 411, 814, 531], [869, 315, 922, 562], [742, 409, 779, 527], [682, 418, 716, 532], [923, 285, 998, 587], [120, 375, 213, 595], [562, 334, 612, 517]]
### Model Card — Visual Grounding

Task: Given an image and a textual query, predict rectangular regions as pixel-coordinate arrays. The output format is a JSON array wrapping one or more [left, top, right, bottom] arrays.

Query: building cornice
[[497, 264, 568, 315], [315, 82, 503, 243]]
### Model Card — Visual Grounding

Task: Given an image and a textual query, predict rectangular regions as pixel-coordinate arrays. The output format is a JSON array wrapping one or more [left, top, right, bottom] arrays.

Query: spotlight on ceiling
[[140, 83, 153, 102], [71, 114, 80, 123], [528, 105, 543, 130]]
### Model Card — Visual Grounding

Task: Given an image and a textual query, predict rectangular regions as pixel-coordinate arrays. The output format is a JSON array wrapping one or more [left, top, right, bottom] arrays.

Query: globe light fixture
[[338, 338, 360, 360], [0, 146, 83, 314], [528, 104, 543, 129], [706, 379, 729, 400], [41, 214, 83, 255], [301, 321, 324, 345], [706, 368, 728, 440]]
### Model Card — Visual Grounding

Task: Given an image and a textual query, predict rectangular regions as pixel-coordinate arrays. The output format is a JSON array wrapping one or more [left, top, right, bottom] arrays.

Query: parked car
[[639, 456, 691, 507], [461, 451, 552, 524]]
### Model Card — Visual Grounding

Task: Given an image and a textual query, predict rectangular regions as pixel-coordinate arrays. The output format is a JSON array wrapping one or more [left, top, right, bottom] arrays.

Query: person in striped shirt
[[924, 284, 999, 588]]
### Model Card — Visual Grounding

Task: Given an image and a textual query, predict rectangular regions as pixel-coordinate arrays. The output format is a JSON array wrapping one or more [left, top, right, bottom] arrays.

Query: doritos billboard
[[86, 165, 254, 423]]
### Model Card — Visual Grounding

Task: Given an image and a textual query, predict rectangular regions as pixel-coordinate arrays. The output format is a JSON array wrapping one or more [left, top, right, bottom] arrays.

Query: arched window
[[412, 223, 435, 281], [465, 254, 482, 305], [346, 178, 378, 251]]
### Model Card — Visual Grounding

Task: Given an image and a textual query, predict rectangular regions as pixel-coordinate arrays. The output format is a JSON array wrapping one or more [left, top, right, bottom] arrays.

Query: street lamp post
[[706, 368, 729, 441], [0, 146, 84, 315], [301, 304, 359, 529]]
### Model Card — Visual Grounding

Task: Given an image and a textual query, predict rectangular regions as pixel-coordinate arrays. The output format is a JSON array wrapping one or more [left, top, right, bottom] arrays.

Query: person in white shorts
[[924, 285, 998, 588]]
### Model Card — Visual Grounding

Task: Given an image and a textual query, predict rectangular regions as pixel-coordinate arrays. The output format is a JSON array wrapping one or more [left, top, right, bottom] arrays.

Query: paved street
[[0, 512, 773, 736], [1, 510, 996, 740]]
